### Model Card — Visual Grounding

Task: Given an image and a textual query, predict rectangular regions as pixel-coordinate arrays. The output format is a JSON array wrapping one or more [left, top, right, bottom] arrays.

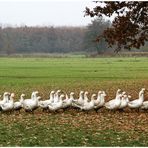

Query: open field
[[0, 57, 148, 146]]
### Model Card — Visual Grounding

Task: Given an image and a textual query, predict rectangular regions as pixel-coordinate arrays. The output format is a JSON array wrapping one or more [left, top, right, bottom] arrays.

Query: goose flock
[[0, 88, 147, 113]]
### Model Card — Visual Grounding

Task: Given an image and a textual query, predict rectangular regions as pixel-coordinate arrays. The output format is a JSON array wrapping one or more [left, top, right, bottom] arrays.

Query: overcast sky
[[0, 0, 98, 27]]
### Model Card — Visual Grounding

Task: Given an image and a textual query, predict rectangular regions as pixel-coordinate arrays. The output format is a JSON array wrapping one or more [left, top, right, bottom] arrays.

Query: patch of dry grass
[[1, 109, 148, 146]]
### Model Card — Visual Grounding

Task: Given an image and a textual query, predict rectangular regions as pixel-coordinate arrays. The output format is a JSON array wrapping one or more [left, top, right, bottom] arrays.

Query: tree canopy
[[83, 17, 110, 54], [85, 1, 148, 52]]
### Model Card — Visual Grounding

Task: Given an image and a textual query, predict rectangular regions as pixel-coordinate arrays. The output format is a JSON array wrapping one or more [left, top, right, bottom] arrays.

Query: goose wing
[[128, 99, 139, 105]]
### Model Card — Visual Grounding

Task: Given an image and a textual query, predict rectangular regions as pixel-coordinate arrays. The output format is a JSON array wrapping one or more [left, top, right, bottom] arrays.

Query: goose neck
[[70, 94, 74, 100], [50, 94, 54, 100], [9, 97, 14, 103], [116, 95, 121, 101], [4, 95, 9, 102], [139, 92, 144, 101]]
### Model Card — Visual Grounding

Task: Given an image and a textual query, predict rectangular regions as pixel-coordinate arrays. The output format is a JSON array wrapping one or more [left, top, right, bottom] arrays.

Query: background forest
[[0, 17, 147, 55]]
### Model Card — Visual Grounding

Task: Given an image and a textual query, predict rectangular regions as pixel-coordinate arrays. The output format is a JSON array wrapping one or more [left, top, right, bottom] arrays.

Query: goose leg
[[63, 106, 69, 112], [46, 108, 50, 113], [42, 108, 46, 112], [95, 107, 104, 113], [137, 108, 141, 112], [52, 110, 58, 114], [118, 109, 124, 112], [94, 108, 98, 113]]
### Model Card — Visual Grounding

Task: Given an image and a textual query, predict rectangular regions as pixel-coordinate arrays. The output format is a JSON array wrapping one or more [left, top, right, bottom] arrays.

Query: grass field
[[0, 57, 148, 146]]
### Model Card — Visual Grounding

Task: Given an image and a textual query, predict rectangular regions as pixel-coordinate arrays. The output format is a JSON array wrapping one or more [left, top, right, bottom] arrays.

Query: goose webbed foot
[[118, 109, 124, 112], [95, 106, 104, 113]]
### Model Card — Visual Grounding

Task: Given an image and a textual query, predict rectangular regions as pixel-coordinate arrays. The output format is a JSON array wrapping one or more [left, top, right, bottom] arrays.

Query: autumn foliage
[[85, 1, 148, 52]]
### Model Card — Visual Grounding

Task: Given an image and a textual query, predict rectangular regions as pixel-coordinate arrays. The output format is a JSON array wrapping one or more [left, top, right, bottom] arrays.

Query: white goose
[[62, 93, 68, 102], [75, 94, 96, 111], [128, 88, 145, 109], [94, 91, 107, 112], [0, 93, 14, 112], [39, 91, 55, 111], [118, 94, 129, 110], [104, 89, 122, 110], [23, 91, 38, 104], [23, 96, 41, 112], [31, 91, 39, 100], [22, 91, 41, 112], [141, 97, 148, 110], [53, 90, 61, 103], [72, 91, 84, 107], [13, 94, 25, 112], [0, 92, 10, 106], [48, 94, 64, 112], [94, 91, 102, 106], [62, 92, 75, 109]]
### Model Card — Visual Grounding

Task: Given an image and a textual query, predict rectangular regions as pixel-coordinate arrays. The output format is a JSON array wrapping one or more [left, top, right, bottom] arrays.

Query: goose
[[128, 88, 145, 109], [62, 93, 69, 103], [23, 96, 41, 112], [0, 93, 14, 112], [94, 91, 107, 112], [22, 91, 41, 112], [105, 94, 122, 110], [48, 94, 64, 112], [39, 91, 55, 111], [49, 90, 55, 103], [13, 94, 25, 112], [0, 92, 10, 106], [116, 89, 122, 97], [118, 91, 126, 107], [94, 91, 102, 106], [141, 98, 148, 110], [23, 91, 39, 105], [72, 91, 84, 107], [31, 91, 39, 100], [118, 94, 129, 110], [75, 94, 96, 112], [62, 92, 75, 110], [94, 91, 106, 111], [53, 90, 61, 103], [104, 89, 122, 110]]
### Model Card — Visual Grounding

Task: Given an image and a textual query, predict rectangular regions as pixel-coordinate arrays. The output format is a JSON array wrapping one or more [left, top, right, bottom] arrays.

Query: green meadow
[[0, 57, 148, 146], [0, 57, 147, 94]]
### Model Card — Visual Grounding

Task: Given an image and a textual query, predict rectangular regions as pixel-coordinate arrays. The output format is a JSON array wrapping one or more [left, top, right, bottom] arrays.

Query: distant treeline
[[0, 17, 147, 55], [0, 26, 85, 54]]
